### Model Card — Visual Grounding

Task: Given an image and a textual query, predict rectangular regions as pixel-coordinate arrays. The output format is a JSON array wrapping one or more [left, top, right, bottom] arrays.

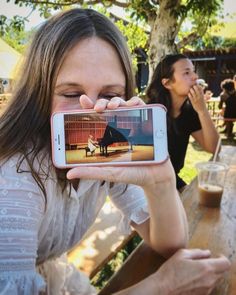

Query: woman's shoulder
[[0, 153, 47, 207], [0, 149, 56, 182]]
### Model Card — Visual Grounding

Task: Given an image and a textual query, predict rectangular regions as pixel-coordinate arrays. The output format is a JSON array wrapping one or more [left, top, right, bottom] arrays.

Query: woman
[[220, 78, 236, 138], [146, 54, 219, 191], [0, 9, 229, 295], [87, 134, 98, 155]]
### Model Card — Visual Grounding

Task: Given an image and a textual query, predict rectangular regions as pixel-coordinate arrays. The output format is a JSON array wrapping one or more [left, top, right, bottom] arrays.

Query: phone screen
[[63, 108, 155, 165]]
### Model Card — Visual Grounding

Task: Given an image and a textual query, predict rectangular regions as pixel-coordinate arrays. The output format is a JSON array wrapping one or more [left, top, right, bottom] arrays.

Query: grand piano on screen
[[97, 123, 153, 157], [97, 125, 132, 157]]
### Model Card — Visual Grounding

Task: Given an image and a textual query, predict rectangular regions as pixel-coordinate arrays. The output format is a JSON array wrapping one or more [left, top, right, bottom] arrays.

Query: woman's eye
[[63, 93, 81, 98]]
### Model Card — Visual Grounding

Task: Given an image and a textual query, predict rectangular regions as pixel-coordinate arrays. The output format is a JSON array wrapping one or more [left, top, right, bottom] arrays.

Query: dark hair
[[0, 8, 135, 197], [221, 79, 235, 92], [146, 54, 188, 112]]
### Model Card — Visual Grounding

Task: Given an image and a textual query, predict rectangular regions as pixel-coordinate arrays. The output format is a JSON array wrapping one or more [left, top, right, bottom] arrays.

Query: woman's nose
[[193, 72, 198, 80]]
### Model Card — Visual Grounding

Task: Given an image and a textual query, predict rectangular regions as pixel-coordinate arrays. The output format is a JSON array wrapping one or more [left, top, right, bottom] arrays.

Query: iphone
[[51, 104, 168, 168]]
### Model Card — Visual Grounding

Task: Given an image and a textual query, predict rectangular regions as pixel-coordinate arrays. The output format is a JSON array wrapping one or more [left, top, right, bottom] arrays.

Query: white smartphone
[[51, 104, 168, 168]]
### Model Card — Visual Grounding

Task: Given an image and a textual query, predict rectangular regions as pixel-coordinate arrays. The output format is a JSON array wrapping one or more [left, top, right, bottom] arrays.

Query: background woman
[[146, 54, 219, 191], [219, 78, 236, 138]]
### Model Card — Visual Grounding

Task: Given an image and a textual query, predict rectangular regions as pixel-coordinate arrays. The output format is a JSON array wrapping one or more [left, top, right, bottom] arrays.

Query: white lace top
[[0, 154, 149, 294]]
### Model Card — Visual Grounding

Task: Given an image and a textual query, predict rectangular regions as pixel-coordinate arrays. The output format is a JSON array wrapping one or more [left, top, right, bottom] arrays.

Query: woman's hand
[[68, 94, 175, 190], [188, 85, 207, 115], [79, 94, 145, 112], [115, 249, 230, 295], [152, 249, 230, 295], [189, 85, 220, 153], [67, 158, 174, 190]]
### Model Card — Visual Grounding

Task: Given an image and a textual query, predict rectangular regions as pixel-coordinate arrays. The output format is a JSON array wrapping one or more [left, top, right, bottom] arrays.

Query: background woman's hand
[[188, 85, 207, 115]]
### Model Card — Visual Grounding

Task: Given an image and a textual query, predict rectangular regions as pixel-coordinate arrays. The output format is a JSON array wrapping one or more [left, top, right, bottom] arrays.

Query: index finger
[[126, 96, 146, 106], [67, 165, 143, 184]]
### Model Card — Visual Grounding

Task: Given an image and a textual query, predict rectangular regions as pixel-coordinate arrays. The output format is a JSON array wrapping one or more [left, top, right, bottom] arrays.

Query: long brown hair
[[0, 8, 135, 197], [146, 54, 188, 114]]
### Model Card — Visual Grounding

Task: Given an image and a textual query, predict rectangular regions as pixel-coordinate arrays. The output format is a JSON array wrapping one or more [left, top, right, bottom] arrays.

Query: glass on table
[[195, 161, 229, 208]]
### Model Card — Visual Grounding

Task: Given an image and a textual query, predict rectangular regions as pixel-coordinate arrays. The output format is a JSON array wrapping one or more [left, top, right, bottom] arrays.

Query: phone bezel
[[51, 104, 168, 168]]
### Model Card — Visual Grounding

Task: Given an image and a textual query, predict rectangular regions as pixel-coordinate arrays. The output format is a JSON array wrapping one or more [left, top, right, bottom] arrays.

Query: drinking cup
[[195, 161, 229, 207]]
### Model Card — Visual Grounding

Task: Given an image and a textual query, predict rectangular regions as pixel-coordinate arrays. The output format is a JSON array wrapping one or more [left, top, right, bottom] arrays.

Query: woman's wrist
[[197, 108, 210, 117], [142, 179, 177, 200]]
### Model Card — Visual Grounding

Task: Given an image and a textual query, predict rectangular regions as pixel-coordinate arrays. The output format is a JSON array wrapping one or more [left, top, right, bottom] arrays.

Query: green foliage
[[91, 235, 142, 290], [176, 0, 224, 49], [179, 139, 212, 184], [127, 0, 157, 22], [123, 0, 228, 58], [0, 14, 25, 36], [0, 10, 35, 53], [1, 0, 233, 53], [221, 38, 236, 48], [115, 18, 148, 70], [115, 20, 148, 53], [2, 28, 34, 53], [1, 0, 235, 71], [190, 35, 236, 50]]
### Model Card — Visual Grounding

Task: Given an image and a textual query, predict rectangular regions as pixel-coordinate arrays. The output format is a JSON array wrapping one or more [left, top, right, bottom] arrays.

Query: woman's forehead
[[173, 59, 194, 71], [54, 37, 126, 89]]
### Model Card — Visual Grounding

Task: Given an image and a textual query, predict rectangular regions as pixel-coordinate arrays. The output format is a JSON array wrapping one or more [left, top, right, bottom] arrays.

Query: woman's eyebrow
[[55, 82, 82, 89], [101, 84, 125, 90], [181, 66, 195, 72], [55, 83, 125, 89]]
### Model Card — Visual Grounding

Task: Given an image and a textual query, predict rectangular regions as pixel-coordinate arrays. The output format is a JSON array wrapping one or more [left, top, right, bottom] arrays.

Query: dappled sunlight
[[102, 202, 117, 214], [67, 201, 129, 277]]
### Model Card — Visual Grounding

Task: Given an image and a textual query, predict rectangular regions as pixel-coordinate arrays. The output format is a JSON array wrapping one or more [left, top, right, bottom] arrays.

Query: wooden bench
[[68, 202, 136, 279], [98, 241, 165, 295], [212, 115, 236, 124]]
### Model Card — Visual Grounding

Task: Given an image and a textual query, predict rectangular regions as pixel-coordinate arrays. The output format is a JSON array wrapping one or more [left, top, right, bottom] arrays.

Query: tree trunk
[[147, 0, 180, 81]]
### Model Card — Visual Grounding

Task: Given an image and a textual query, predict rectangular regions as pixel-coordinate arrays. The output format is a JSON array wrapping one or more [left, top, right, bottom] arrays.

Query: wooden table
[[99, 145, 236, 295]]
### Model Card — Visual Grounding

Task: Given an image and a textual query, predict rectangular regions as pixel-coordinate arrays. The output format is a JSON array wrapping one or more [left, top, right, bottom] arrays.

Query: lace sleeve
[[0, 162, 46, 294], [109, 183, 149, 234]]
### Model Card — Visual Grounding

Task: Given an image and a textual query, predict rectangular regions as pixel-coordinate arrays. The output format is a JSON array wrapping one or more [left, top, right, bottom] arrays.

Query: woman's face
[[52, 37, 126, 113], [167, 58, 198, 97]]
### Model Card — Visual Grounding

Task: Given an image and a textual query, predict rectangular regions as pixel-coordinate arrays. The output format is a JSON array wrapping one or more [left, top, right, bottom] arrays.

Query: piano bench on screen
[[85, 146, 95, 157]]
